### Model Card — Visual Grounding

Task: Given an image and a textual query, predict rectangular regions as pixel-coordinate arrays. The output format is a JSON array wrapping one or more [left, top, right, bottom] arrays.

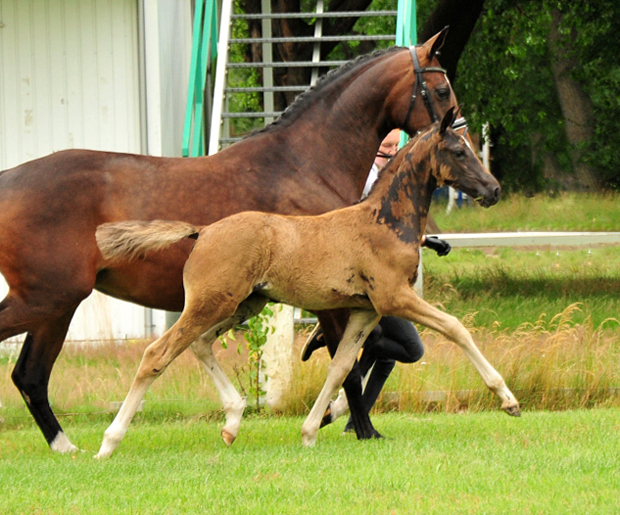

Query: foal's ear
[[425, 26, 449, 61], [440, 107, 455, 134]]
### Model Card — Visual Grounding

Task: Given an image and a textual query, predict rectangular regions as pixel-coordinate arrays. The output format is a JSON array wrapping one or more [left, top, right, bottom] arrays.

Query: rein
[[403, 46, 448, 128]]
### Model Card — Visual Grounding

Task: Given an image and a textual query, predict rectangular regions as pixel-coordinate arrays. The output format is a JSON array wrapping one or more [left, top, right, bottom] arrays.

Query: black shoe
[[343, 418, 355, 433], [300, 325, 326, 362]]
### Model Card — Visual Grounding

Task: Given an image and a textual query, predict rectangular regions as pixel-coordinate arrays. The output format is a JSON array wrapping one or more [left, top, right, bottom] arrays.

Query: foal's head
[[427, 108, 501, 208]]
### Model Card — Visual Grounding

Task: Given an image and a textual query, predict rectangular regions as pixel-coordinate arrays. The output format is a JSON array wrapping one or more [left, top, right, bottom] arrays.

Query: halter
[[403, 46, 449, 128]]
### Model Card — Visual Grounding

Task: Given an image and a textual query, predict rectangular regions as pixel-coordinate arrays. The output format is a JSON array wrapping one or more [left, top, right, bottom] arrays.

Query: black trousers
[[343, 316, 424, 431]]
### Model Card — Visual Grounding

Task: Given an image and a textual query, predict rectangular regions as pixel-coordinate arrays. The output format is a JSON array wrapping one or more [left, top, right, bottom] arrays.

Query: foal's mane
[[250, 46, 405, 137], [363, 126, 434, 201]]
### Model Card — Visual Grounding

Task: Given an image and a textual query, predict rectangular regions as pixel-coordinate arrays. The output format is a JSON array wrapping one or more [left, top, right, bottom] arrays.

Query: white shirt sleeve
[[361, 163, 379, 199]]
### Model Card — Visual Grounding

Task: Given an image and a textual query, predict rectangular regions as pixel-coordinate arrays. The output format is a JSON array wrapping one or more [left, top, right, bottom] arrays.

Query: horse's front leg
[[302, 310, 380, 446], [386, 289, 520, 416], [317, 310, 382, 439]]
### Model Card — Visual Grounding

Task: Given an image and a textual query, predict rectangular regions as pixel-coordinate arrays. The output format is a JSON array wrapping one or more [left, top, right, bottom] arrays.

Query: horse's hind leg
[[1, 294, 79, 452], [189, 294, 268, 447], [12, 311, 78, 452], [302, 309, 380, 446]]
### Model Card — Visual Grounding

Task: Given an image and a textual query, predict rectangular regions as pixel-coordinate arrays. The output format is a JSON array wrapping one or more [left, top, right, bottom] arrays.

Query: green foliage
[[456, 0, 620, 190], [221, 304, 276, 411], [227, 0, 264, 137], [243, 304, 275, 411], [456, 1, 564, 191], [567, 0, 620, 188]]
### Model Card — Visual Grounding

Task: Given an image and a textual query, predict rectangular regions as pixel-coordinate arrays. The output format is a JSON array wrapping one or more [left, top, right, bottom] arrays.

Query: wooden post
[[262, 304, 295, 411]]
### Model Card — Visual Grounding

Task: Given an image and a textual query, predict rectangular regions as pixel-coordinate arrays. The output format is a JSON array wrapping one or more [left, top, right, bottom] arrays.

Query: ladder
[[183, 0, 417, 157]]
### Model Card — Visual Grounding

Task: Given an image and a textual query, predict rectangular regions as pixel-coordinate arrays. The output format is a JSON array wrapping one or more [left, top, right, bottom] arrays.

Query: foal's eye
[[454, 149, 466, 159]]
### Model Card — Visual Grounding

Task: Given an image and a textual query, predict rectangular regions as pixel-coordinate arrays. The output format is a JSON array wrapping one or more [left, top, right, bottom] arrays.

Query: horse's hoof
[[301, 433, 317, 447], [221, 429, 236, 447], [50, 432, 79, 454], [354, 428, 383, 440], [503, 404, 521, 417]]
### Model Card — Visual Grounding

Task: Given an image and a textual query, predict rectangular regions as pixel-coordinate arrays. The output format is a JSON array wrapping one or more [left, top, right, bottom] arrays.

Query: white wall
[[0, 0, 192, 343], [0, 0, 142, 168]]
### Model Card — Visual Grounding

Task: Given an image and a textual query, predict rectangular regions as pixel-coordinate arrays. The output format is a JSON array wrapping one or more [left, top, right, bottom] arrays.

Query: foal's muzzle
[[478, 185, 501, 208]]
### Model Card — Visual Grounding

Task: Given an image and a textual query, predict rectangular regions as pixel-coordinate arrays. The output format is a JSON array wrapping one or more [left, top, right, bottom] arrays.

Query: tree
[[456, 0, 620, 191], [548, 8, 597, 190]]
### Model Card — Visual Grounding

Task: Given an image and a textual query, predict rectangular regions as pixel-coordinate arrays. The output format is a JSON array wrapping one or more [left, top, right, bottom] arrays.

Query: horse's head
[[389, 29, 488, 177], [389, 27, 457, 135], [431, 108, 501, 208]]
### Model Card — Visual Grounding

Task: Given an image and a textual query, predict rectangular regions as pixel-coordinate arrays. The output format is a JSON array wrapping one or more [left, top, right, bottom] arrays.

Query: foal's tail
[[96, 220, 200, 261]]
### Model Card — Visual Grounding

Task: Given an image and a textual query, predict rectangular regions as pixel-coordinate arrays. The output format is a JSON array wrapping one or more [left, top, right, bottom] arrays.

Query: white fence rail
[[435, 231, 620, 248]]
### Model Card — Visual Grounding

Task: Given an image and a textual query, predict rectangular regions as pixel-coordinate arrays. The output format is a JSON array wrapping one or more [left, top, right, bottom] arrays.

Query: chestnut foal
[[94, 109, 519, 458]]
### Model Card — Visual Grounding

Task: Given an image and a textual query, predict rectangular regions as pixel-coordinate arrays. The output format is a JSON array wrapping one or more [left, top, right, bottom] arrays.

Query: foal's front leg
[[386, 289, 520, 416], [301, 309, 380, 446]]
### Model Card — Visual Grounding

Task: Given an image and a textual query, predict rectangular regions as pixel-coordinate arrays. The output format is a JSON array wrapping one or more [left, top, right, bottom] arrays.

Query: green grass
[[423, 245, 620, 330], [423, 192, 620, 330], [430, 192, 620, 233], [2, 192, 620, 513], [2, 410, 620, 514]]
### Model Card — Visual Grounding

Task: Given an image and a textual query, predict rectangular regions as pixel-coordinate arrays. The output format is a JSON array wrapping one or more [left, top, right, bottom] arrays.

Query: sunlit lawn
[[2, 410, 620, 514]]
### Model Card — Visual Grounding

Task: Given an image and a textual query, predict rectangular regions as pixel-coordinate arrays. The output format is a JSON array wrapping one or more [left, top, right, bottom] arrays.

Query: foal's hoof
[[502, 404, 521, 417], [319, 401, 333, 429], [221, 429, 237, 447]]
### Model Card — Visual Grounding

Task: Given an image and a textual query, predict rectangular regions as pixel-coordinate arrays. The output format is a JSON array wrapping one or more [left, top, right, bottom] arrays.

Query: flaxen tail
[[96, 220, 200, 261]]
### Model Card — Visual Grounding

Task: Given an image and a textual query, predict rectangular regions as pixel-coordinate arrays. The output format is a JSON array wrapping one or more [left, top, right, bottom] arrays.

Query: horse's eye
[[436, 88, 450, 100]]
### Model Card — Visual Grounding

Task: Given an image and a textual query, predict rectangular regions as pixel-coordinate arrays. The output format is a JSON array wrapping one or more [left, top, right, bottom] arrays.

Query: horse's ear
[[440, 107, 455, 134], [424, 26, 449, 61]]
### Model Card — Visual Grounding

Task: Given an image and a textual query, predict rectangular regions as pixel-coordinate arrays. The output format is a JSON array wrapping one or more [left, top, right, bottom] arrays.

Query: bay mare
[[0, 29, 463, 452], [94, 109, 519, 458]]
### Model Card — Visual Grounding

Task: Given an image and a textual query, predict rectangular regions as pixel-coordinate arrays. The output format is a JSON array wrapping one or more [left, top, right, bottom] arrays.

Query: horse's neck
[[366, 145, 436, 244], [226, 49, 410, 201]]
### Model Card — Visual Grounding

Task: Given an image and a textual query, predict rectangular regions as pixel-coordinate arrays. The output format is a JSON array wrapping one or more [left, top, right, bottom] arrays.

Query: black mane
[[249, 46, 405, 137]]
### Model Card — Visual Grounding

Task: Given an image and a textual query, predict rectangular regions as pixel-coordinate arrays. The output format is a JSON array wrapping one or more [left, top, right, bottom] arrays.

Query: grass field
[[2, 410, 620, 514]]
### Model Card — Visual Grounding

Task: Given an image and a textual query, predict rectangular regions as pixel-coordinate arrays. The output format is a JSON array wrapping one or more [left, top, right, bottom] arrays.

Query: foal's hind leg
[[190, 295, 268, 447], [96, 300, 239, 458], [302, 309, 380, 446], [317, 310, 382, 439]]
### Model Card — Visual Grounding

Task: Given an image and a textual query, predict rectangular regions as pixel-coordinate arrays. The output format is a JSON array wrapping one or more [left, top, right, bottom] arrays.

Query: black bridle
[[403, 46, 449, 128], [380, 47, 471, 161]]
